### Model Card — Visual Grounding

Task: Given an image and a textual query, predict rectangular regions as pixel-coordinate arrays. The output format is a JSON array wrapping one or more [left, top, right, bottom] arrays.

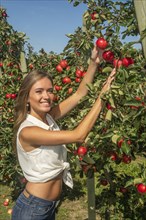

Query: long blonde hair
[[13, 70, 53, 151]]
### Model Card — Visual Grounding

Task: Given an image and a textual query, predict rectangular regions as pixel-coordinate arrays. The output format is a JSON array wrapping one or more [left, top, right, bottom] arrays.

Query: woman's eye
[[48, 89, 53, 93], [36, 90, 42, 93]]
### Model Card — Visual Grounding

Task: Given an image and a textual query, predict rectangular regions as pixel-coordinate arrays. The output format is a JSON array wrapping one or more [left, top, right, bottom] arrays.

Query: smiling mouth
[[41, 102, 51, 106]]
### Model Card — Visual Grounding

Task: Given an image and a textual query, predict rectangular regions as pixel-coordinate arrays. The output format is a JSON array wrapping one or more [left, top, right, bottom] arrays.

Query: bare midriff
[[25, 172, 63, 201]]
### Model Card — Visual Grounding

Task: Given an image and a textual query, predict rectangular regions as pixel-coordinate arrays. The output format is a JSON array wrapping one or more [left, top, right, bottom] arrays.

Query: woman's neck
[[29, 112, 47, 123]]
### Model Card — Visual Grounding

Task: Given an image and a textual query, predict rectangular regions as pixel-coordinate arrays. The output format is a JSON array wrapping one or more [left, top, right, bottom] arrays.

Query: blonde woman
[[12, 45, 116, 220]]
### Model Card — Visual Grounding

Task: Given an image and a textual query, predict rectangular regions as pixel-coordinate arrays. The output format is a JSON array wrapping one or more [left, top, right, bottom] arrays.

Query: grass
[[0, 184, 13, 220]]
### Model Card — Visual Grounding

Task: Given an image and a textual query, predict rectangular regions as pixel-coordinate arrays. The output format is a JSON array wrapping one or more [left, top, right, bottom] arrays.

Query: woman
[[12, 44, 116, 220]]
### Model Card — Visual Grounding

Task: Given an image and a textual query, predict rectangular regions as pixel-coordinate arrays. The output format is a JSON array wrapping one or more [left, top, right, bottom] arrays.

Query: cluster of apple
[[107, 138, 132, 164], [55, 59, 86, 82], [5, 93, 17, 99], [100, 179, 129, 194], [96, 37, 134, 68], [99, 175, 146, 195], [54, 60, 87, 98], [56, 59, 70, 73]]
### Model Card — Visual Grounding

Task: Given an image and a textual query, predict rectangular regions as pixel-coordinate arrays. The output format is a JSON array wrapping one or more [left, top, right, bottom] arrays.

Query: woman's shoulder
[[17, 117, 34, 135]]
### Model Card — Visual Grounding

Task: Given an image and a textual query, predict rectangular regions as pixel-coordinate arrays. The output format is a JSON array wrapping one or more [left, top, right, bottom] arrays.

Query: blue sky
[[0, 0, 87, 53], [0, 0, 141, 54]]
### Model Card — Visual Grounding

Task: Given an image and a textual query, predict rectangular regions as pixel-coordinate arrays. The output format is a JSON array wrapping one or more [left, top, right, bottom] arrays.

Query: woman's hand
[[90, 44, 104, 65], [100, 68, 116, 95]]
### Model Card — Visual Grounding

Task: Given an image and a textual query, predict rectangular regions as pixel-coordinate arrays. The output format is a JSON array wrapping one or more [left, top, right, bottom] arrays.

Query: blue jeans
[[11, 191, 57, 220]]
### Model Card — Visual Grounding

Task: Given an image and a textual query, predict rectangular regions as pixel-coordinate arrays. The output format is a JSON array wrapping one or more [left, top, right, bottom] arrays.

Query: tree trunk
[[87, 170, 96, 220], [133, 0, 146, 59]]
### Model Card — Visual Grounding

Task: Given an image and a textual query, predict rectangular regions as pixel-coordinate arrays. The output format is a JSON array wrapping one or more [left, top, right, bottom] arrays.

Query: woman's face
[[28, 77, 54, 116]]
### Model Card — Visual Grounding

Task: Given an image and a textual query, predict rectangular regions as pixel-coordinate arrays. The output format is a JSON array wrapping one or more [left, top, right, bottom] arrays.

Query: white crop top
[[17, 114, 73, 189]]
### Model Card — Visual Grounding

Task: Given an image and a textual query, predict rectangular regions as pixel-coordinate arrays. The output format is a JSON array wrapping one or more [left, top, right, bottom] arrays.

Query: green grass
[[0, 184, 14, 220]]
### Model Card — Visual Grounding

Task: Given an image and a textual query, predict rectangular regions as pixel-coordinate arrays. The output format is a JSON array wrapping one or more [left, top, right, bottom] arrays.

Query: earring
[[26, 103, 30, 112]]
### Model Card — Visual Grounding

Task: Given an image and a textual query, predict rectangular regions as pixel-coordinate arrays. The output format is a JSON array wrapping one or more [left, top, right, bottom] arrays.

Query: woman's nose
[[43, 91, 50, 99]]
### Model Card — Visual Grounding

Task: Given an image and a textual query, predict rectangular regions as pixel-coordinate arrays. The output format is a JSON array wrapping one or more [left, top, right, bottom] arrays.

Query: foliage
[[0, 1, 146, 219]]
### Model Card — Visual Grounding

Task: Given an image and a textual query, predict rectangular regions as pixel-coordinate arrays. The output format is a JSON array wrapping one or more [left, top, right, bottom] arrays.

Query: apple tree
[[0, 7, 32, 197], [55, 0, 146, 219]]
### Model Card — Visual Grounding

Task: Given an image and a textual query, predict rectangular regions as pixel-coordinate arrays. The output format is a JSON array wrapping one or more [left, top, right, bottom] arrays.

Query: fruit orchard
[[0, 0, 146, 219]]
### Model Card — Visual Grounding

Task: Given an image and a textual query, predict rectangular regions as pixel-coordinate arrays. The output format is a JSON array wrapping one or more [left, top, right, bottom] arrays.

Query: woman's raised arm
[[50, 45, 104, 120]]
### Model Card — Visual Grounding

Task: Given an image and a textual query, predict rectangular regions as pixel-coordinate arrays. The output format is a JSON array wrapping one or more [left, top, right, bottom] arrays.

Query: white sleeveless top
[[16, 114, 73, 189]]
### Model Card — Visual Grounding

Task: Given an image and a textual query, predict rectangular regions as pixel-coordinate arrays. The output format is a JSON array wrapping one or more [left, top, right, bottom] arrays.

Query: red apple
[[56, 64, 63, 73], [2, 12, 7, 17], [66, 66, 71, 71], [11, 93, 17, 99], [81, 165, 88, 173], [108, 151, 118, 161], [102, 50, 114, 62], [100, 179, 108, 186], [54, 85, 62, 91], [5, 40, 11, 45], [106, 103, 113, 110], [60, 59, 68, 69], [77, 146, 87, 156], [120, 187, 128, 194], [90, 12, 97, 20], [75, 77, 81, 83], [130, 106, 139, 110], [122, 57, 134, 67], [122, 154, 131, 164], [53, 95, 59, 102], [75, 69, 83, 78], [3, 200, 9, 206], [67, 87, 73, 94], [136, 183, 146, 194], [117, 138, 124, 148], [96, 37, 108, 49], [127, 140, 131, 145], [28, 63, 34, 69], [5, 93, 11, 99], [135, 96, 141, 101], [62, 77, 71, 84], [113, 59, 123, 68], [82, 71, 86, 77]]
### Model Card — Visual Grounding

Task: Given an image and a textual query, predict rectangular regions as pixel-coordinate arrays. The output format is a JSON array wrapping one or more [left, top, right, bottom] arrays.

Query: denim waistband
[[17, 190, 57, 206]]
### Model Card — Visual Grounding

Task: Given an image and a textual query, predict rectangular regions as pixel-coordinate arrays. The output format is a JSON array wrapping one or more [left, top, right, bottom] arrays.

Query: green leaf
[[82, 155, 95, 165], [105, 109, 112, 121], [109, 97, 116, 108], [121, 142, 131, 155], [133, 178, 143, 185], [125, 179, 134, 187], [111, 85, 120, 89], [112, 134, 120, 144], [118, 90, 124, 95], [124, 101, 142, 107], [102, 67, 113, 73]]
